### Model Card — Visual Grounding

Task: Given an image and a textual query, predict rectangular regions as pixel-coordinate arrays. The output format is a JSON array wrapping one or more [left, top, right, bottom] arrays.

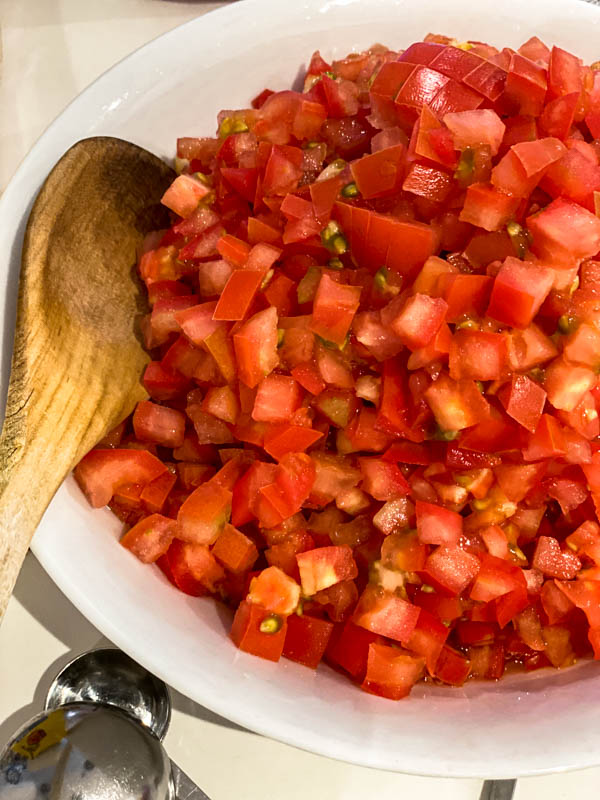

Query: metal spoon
[[479, 779, 517, 800], [0, 648, 210, 799]]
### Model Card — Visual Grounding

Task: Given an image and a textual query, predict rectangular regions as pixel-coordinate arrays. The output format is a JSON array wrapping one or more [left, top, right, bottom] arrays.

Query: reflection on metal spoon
[[479, 778, 517, 800], [0, 648, 210, 799], [46, 648, 211, 800]]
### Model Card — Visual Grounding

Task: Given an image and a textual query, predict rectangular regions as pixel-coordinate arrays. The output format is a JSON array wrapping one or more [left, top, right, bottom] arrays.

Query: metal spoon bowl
[[45, 648, 171, 741]]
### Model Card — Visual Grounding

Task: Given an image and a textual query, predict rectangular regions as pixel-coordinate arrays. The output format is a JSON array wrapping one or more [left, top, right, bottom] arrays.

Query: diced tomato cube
[[230, 600, 288, 662], [424, 373, 490, 432], [283, 614, 334, 669], [416, 500, 462, 546], [358, 458, 410, 501], [161, 174, 211, 218], [325, 621, 381, 680], [233, 306, 279, 388], [424, 546, 480, 596], [556, 579, 600, 628], [532, 536, 582, 580], [470, 554, 526, 602], [387, 293, 448, 350], [449, 330, 507, 381], [252, 374, 302, 423], [405, 608, 449, 673], [361, 643, 425, 700], [176, 482, 232, 545], [247, 566, 301, 615], [499, 374, 547, 433], [213, 270, 264, 321], [459, 183, 520, 232], [74, 449, 168, 509], [133, 401, 186, 448], [544, 356, 597, 413], [522, 414, 566, 461], [120, 514, 176, 563], [309, 274, 361, 346], [296, 545, 358, 595], [433, 645, 471, 686], [504, 53, 547, 116], [444, 109, 505, 155], [212, 524, 259, 574], [564, 324, 600, 371], [527, 198, 600, 264], [350, 145, 406, 199], [486, 257, 554, 329], [436, 273, 493, 322], [167, 539, 225, 596], [353, 584, 420, 643]]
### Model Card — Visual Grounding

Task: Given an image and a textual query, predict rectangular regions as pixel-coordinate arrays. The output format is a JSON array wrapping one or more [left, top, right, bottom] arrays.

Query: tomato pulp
[[75, 34, 600, 701]]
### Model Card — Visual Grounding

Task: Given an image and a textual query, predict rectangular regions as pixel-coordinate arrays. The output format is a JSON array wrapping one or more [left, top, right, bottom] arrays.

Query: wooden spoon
[[0, 136, 175, 621]]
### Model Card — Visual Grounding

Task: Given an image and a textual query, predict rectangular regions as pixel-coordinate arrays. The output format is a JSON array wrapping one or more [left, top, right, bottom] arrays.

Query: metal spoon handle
[[479, 779, 517, 800], [171, 759, 212, 800]]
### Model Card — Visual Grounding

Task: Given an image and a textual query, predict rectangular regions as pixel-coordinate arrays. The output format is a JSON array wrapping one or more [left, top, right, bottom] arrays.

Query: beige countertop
[[1, 2, 600, 797]]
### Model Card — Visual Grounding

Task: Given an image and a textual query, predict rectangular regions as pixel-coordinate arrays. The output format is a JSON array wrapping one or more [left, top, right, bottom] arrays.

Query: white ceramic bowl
[[2, 0, 600, 779]]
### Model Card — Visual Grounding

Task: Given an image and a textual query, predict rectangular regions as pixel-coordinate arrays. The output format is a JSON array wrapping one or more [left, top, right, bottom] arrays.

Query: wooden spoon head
[[20, 136, 175, 459], [0, 136, 175, 620]]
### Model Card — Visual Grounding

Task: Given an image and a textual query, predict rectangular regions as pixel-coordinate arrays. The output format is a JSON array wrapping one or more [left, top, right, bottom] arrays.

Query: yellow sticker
[[11, 709, 67, 760]]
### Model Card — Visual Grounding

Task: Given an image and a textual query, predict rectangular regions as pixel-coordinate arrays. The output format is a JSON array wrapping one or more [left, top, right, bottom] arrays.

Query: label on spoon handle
[[171, 759, 212, 800]]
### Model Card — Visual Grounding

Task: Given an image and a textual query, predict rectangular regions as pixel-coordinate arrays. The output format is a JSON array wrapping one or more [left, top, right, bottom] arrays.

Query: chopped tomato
[[416, 500, 463, 546], [247, 565, 301, 615], [424, 374, 490, 431], [362, 644, 425, 700], [233, 306, 279, 388], [133, 401, 186, 448], [212, 524, 259, 574], [310, 273, 361, 346], [177, 482, 232, 545], [297, 545, 358, 595], [386, 293, 448, 350], [75, 35, 600, 701], [353, 585, 420, 643], [283, 614, 334, 669], [120, 514, 176, 563], [486, 257, 554, 329], [230, 600, 288, 662], [74, 449, 168, 509]]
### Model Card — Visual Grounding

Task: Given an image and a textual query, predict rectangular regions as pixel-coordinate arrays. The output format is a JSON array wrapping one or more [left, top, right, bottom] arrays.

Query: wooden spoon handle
[[0, 323, 76, 618], [0, 305, 129, 619]]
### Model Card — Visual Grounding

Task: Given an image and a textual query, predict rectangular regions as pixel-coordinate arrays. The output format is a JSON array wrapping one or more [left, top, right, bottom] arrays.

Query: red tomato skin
[[283, 614, 334, 669], [387, 293, 448, 350], [486, 257, 554, 329], [361, 643, 425, 700], [433, 645, 471, 686], [499, 374, 547, 433], [310, 274, 362, 347], [230, 601, 288, 662], [449, 330, 508, 381], [416, 501, 463, 546], [176, 482, 232, 545], [325, 621, 382, 681], [212, 524, 259, 574], [353, 584, 420, 643], [297, 545, 358, 595], [120, 514, 176, 563], [424, 546, 481, 596], [133, 401, 186, 448], [74, 449, 168, 509]]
